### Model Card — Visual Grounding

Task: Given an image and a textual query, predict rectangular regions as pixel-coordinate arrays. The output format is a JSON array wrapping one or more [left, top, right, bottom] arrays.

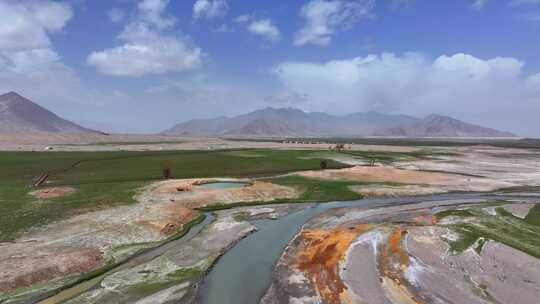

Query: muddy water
[[198, 193, 532, 304], [37, 213, 216, 304]]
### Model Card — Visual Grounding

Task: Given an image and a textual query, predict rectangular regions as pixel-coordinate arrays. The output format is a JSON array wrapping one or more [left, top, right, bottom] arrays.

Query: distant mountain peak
[[1, 91, 22, 98], [0, 91, 97, 134], [376, 113, 515, 138], [163, 106, 516, 138]]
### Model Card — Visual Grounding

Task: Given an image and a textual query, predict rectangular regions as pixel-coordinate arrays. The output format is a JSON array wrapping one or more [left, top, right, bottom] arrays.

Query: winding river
[[199, 193, 535, 304], [37, 192, 535, 304]]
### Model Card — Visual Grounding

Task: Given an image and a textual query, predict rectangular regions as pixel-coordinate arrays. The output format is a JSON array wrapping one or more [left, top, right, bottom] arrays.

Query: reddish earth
[[297, 165, 513, 192], [295, 224, 372, 304], [0, 247, 103, 292], [148, 179, 299, 208], [378, 227, 424, 304], [139, 205, 197, 236], [29, 186, 76, 199]]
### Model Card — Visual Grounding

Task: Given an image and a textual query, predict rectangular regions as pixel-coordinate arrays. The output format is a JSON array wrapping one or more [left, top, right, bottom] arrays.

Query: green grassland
[[437, 203, 540, 258], [0, 149, 348, 241], [269, 175, 363, 202]]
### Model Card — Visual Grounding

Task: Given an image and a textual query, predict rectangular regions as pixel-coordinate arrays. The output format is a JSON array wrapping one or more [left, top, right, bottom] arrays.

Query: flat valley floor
[[1, 134, 539, 304]]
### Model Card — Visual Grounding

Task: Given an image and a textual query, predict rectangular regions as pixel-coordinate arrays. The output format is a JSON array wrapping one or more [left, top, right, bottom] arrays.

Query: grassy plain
[[0, 149, 347, 241]]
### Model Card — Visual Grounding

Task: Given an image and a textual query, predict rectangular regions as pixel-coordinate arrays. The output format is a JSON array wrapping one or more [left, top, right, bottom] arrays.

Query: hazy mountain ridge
[[375, 114, 515, 137], [0, 92, 515, 137], [0, 92, 97, 133], [163, 107, 420, 137], [164, 107, 514, 138]]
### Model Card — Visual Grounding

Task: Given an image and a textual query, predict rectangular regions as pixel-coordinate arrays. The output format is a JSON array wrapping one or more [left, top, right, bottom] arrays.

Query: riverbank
[[262, 199, 540, 304]]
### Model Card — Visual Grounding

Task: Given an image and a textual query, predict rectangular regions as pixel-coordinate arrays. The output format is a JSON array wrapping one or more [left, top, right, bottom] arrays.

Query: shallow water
[[37, 214, 216, 304], [199, 193, 534, 304], [197, 182, 249, 189]]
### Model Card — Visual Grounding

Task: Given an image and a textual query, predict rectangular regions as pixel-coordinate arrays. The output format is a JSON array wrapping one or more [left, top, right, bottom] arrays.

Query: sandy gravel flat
[[297, 165, 515, 193], [398, 146, 540, 186], [0, 132, 420, 152]]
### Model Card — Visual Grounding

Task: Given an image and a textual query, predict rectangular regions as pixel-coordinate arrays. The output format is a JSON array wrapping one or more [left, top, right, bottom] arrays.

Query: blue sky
[[1, 0, 540, 135]]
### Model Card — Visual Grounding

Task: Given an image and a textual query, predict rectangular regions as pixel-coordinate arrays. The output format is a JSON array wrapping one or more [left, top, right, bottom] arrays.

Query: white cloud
[[0, 0, 72, 50], [471, 0, 488, 10], [87, 23, 203, 76], [273, 52, 540, 135], [294, 0, 374, 46], [247, 19, 281, 42], [108, 8, 125, 23], [0, 48, 60, 73], [138, 0, 175, 29], [87, 1, 203, 76], [193, 0, 228, 20]]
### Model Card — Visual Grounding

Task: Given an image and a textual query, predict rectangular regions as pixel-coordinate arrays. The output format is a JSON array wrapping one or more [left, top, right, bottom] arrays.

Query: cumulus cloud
[[0, 0, 72, 50], [295, 0, 374, 46], [193, 0, 228, 20], [87, 0, 203, 76], [108, 8, 125, 23], [247, 19, 281, 42], [273, 52, 540, 135], [0, 48, 60, 73], [138, 0, 175, 29]]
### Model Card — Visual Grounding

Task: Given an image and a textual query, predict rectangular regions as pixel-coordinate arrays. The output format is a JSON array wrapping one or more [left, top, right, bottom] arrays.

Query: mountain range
[[0, 92, 96, 133], [0, 92, 516, 137], [163, 107, 515, 138]]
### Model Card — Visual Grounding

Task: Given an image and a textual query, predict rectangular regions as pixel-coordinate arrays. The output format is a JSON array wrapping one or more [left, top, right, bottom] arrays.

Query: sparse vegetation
[[438, 204, 540, 258], [435, 209, 476, 220]]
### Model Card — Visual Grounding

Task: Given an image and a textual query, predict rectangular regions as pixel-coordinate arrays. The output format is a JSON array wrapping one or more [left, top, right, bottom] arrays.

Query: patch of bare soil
[[397, 146, 540, 186], [501, 203, 536, 219], [350, 184, 447, 197], [142, 179, 299, 208], [29, 186, 76, 199], [297, 165, 514, 193], [0, 246, 102, 292]]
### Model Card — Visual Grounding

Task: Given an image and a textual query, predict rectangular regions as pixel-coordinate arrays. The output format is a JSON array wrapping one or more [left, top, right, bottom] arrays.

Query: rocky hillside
[[375, 114, 515, 137], [0, 92, 96, 133], [163, 107, 515, 138], [163, 107, 418, 137]]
